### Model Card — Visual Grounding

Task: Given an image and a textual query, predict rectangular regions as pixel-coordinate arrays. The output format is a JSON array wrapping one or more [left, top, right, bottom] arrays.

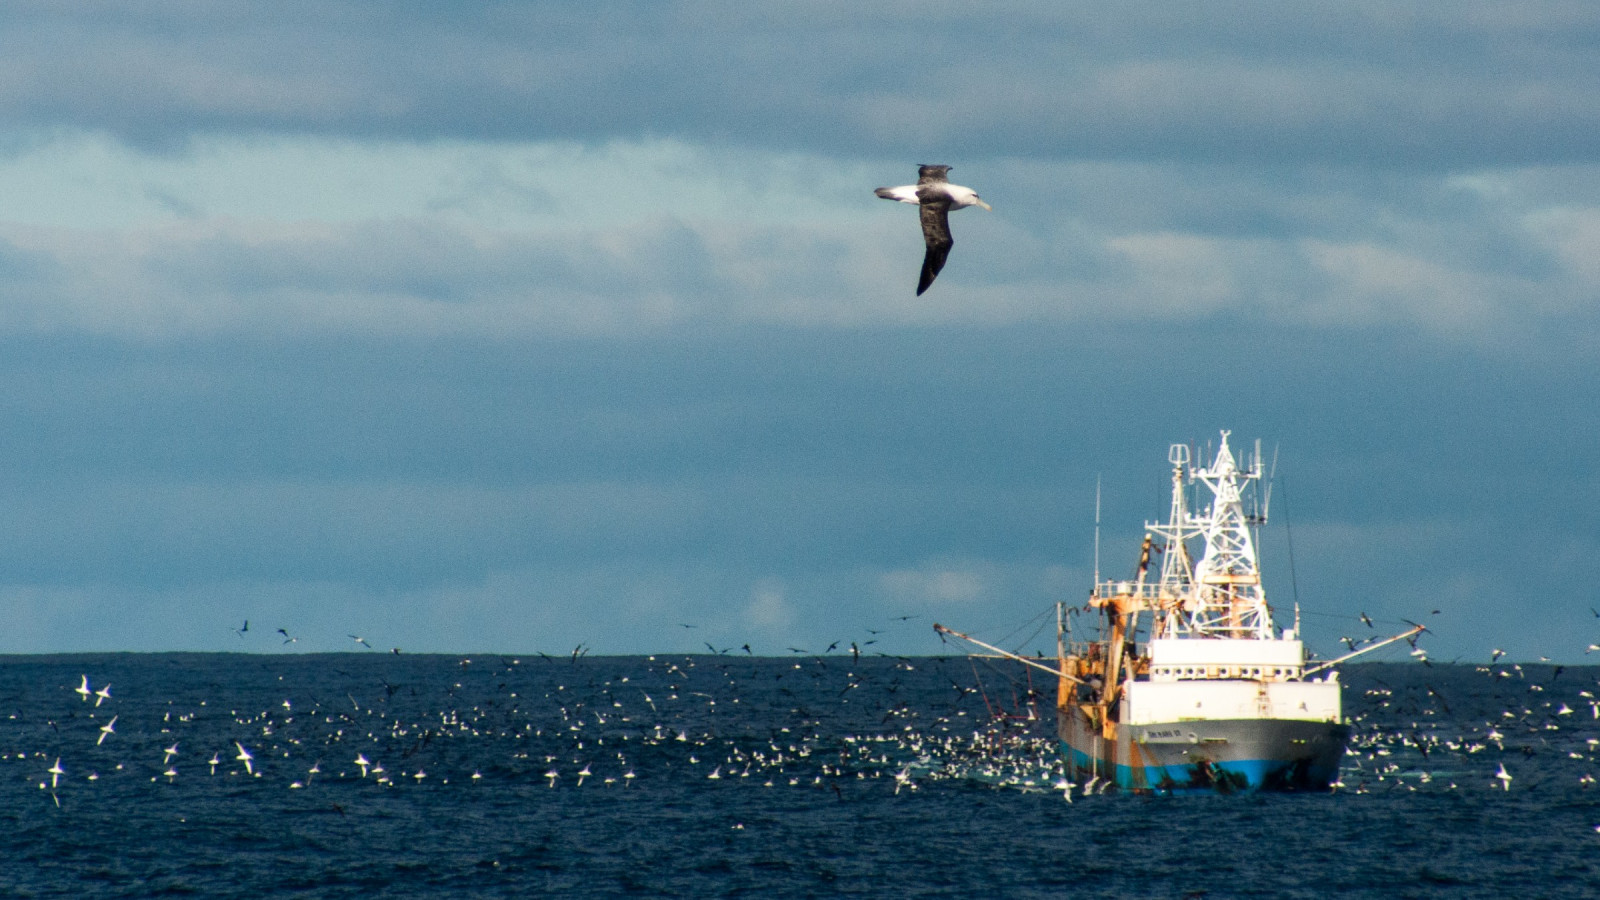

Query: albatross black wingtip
[[916, 256, 943, 295]]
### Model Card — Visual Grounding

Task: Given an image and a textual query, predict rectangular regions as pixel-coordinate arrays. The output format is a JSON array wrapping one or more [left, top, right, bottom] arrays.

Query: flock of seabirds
[[8, 609, 1600, 812], [9, 167, 1597, 815]]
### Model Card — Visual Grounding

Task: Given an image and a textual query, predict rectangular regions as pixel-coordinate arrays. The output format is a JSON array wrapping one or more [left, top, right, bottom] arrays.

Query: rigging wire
[[991, 606, 1056, 655]]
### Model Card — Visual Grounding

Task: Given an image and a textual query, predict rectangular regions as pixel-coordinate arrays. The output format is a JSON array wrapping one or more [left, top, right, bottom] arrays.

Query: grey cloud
[[3, 3, 1598, 166], [7, 156, 1599, 348]]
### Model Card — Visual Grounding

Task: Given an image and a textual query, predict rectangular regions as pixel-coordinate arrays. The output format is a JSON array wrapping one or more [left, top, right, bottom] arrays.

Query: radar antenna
[[1092, 475, 1102, 588]]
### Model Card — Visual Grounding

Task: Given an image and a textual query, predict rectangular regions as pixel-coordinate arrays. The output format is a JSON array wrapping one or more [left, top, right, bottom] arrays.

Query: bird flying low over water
[[875, 164, 991, 295]]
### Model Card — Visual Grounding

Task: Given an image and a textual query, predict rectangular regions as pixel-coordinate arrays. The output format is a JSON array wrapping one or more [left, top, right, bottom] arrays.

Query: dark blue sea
[[1, 653, 1596, 898]]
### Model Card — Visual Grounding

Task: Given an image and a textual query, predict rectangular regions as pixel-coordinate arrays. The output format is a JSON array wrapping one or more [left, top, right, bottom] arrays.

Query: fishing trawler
[[938, 431, 1421, 794]]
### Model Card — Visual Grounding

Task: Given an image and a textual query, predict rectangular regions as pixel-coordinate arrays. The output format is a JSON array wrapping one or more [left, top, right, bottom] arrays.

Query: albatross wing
[[917, 200, 953, 295]]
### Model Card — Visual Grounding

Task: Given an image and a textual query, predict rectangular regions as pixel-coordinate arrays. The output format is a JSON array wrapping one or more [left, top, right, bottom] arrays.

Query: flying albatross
[[875, 164, 991, 295]]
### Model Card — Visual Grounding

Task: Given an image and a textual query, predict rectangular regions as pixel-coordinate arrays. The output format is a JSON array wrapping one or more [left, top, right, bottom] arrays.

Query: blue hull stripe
[[1061, 742, 1339, 794]]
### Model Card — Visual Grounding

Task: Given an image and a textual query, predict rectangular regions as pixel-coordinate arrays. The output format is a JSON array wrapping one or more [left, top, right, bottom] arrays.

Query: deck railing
[[1092, 580, 1187, 605]]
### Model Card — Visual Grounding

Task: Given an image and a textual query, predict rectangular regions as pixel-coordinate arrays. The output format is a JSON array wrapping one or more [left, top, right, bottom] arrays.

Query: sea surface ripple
[[0, 654, 1596, 898]]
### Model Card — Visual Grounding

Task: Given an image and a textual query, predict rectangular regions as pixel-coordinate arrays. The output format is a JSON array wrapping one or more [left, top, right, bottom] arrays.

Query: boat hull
[[1058, 705, 1350, 794]]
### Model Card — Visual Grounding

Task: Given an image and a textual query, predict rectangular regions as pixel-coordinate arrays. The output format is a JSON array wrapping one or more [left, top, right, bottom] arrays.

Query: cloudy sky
[[1, 2, 1597, 662]]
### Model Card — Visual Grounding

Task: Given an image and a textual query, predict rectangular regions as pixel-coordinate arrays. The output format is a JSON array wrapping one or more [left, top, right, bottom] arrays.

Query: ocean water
[[0, 653, 1596, 898]]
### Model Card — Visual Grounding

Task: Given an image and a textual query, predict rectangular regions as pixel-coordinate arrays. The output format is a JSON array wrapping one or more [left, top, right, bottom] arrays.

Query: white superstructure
[[1150, 432, 1274, 640]]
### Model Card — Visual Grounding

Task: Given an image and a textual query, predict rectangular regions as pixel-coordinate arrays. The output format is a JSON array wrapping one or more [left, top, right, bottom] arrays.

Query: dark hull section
[[1059, 706, 1350, 795]]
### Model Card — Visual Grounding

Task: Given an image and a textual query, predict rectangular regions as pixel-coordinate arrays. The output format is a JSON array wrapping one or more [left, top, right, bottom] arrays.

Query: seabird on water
[[875, 164, 991, 295]]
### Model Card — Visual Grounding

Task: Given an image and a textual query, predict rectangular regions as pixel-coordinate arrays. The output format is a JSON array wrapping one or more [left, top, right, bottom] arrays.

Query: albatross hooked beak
[[975, 200, 993, 211]]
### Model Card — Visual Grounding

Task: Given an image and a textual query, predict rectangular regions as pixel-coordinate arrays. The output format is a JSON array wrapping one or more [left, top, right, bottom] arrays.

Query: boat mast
[[1185, 431, 1275, 639], [1147, 442, 1198, 638]]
